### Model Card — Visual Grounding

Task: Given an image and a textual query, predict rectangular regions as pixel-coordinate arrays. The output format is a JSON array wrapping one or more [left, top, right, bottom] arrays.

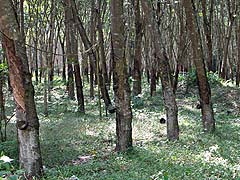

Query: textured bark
[[89, 0, 96, 98], [132, 0, 143, 96], [161, 53, 179, 140], [96, 2, 109, 86], [0, 57, 6, 141], [71, 0, 113, 111], [0, 0, 42, 176], [142, 0, 179, 140], [111, 0, 133, 151], [150, 65, 157, 97], [183, 0, 215, 132], [201, 0, 214, 72], [67, 0, 85, 113], [47, 0, 56, 99], [220, 1, 235, 79], [64, 0, 75, 100], [236, 24, 240, 86], [59, 35, 66, 81]]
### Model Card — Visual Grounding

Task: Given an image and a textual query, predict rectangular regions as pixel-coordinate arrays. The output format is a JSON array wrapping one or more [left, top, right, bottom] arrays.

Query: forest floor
[[1, 73, 240, 180]]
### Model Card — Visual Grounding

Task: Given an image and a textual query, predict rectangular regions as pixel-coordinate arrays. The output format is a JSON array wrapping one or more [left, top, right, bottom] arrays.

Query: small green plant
[[207, 71, 223, 86], [0, 153, 23, 180], [132, 95, 145, 109]]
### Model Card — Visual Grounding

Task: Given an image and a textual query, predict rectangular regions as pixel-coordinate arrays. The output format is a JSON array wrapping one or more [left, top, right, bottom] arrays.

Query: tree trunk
[[89, 0, 96, 98], [111, 0, 133, 152], [68, 0, 85, 113], [64, 0, 75, 100], [0, 0, 42, 176], [0, 57, 6, 141], [47, 0, 56, 100], [59, 35, 66, 81], [96, 1, 109, 86], [132, 0, 143, 96], [141, 0, 179, 140], [183, 0, 215, 132], [161, 52, 179, 140], [71, 0, 113, 111], [201, 0, 214, 72], [236, 22, 240, 86]]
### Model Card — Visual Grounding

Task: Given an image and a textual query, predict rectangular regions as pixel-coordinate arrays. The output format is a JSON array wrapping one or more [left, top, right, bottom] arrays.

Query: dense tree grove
[[0, 0, 239, 179]]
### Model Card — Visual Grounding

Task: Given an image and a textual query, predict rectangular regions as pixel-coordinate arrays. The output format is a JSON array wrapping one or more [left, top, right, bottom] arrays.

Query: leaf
[[9, 175, 19, 180]]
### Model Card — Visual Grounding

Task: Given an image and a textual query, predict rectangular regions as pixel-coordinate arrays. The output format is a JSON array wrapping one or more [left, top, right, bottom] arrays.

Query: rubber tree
[[183, 0, 215, 132], [110, 0, 133, 151], [0, 0, 42, 177], [141, 0, 179, 140]]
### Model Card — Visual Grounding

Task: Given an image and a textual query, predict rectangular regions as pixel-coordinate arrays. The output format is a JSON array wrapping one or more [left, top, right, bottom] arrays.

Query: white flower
[[0, 155, 14, 163]]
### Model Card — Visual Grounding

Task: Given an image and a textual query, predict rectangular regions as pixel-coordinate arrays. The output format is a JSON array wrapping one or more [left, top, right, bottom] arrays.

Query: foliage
[[0, 153, 24, 180], [179, 69, 223, 88], [0, 62, 8, 77], [1, 78, 240, 179]]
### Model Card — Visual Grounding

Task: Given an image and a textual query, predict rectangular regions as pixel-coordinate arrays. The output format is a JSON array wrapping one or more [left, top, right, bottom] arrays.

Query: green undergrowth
[[1, 76, 240, 179]]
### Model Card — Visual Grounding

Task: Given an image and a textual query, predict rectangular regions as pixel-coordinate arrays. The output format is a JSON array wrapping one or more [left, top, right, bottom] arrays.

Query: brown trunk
[[0, 57, 6, 141], [96, 2, 109, 86], [111, 0, 133, 151], [183, 0, 215, 132], [0, 0, 42, 176], [132, 0, 143, 96], [201, 0, 214, 72], [74, 63, 85, 113], [64, 0, 75, 100], [89, 0, 96, 98], [142, 0, 179, 140], [59, 35, 66, 81], [150, 65, 157, 97], [161, 52, 179, 140], [220, 1, 235, 79], [68, 1, 85, 113], [47, 0, 56, 98], [236, 22, 240, 86], [71, 0, 113, 111]]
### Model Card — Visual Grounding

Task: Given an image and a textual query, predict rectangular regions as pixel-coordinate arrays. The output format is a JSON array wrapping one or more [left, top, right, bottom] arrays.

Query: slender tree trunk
[[183, 0, 215, 132], [150, 64, 157, 97], [0, 0, 42, 176], [47, 0, 56, 101], [201, 0, 214, 72], [68, 0, 85, 112], [0, 57, 6, 141], [71, 0, 113, 111], [64, 0, 75, 100], [111, 0, 133, 151], [89, 0, 96, 98], [220, 1, 235, 79], [59, 36, 66, 82], [96, 1, 109, 86], [142, 0, 179, 140], [236, 21, 240, 86], [132, 0, 143, 96]]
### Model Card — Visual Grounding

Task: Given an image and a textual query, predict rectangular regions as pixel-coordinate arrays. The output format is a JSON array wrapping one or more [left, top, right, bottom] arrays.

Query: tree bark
[[201, 0, 214, 72], [141, 0, 179, 140], [183, 0, 215, 132], [67, 0, 85, 113], [111, 0, 133, 151], [96, 1, 109, 86], [0, 0, 42, 177], [0, 56, 6, 141], [236, 21, 240, 86], [71, 0, 114, 111], [132, 0, 143, 96], [64, 0, 75, 100]]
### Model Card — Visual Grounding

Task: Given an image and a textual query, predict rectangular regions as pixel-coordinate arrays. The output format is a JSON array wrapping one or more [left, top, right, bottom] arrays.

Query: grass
[[1, 75, 240, 179]]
